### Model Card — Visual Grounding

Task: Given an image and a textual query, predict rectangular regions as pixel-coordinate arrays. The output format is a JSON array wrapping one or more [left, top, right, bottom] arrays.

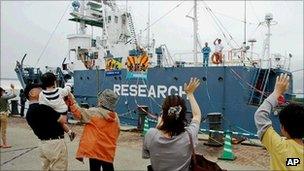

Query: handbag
[[147, 165, 153, 171], [187, 131, 226, 171]]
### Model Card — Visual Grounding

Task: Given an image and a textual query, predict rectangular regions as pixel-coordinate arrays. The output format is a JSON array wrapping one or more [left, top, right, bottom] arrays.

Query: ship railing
[[171, 50, 289, 69]]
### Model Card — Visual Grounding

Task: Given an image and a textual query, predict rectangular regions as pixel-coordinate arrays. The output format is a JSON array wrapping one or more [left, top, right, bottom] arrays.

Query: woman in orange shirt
[[67, 89, 120, 171]]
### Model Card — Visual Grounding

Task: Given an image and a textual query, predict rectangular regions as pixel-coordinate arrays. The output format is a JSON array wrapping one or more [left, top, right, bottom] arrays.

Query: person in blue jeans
[[201, 42, 211, 67]]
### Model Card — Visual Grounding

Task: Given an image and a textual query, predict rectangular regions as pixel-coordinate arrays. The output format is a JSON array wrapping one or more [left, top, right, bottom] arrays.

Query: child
[[39, 72, 76, 141], [254, 73, 304, 170]]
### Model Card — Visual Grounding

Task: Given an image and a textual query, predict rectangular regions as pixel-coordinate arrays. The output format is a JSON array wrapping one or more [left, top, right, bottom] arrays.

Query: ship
[[15, 0, 294, 138]]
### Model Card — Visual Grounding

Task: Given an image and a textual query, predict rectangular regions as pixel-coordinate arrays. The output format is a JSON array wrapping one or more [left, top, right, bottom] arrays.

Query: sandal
[[2, 145, 12, 148]]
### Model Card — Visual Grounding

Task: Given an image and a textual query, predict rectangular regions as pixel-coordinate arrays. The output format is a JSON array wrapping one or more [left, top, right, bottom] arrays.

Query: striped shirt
[[39, 86, 71, 113]]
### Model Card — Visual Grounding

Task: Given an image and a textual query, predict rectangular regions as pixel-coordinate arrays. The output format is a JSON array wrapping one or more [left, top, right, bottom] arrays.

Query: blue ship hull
[[73, 66, 293, 137]]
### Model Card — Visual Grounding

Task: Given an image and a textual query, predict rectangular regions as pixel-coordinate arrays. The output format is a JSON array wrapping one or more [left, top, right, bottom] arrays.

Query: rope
[[200, 129, 257, 137], [1, 146, 38, 166], [228, 67, 270, 97], [247, 22, 262, 42], [142, 1, 185, 33], [248, 1, 261, 24], [35, 3, 70, 67], [117, 110, 136, 117], [130, 76, 159, 120], [202, 1, 240, 48], [140, 77, 162, 108], [291, 68, 304, 73], [0, 146, 38, 153], [200, 3, 234, 49], [211, 9, 257, 25]]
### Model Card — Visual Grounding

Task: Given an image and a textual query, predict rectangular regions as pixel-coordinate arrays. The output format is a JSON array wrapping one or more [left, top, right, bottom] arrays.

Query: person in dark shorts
[[24, 84, 68, 170]]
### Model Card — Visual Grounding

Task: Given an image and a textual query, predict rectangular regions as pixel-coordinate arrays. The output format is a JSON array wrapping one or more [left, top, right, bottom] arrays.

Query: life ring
[[212, 52, 223, 64]]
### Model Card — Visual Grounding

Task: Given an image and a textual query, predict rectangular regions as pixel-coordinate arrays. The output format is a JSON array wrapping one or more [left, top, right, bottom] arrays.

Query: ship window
[[115, 16, 118, 23], [218, 77, 223, 82], [202, 77, 207, 81], [122, 14, 126, 24], [80, 77, 83, 80], [87, 77, 90, 80], [108, 16, 111, 23]]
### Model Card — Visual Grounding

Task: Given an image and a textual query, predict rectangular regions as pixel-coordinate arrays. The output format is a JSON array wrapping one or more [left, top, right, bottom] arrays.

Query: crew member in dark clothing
[[19, 89, 26, 117], [24, 84, 68, 170]]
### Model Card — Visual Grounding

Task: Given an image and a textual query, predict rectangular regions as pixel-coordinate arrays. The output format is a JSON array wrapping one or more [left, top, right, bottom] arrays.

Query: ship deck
[[1, 117, 269, 170]]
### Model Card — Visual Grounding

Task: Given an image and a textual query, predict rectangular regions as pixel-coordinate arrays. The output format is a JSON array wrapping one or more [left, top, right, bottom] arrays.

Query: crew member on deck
[[201, 42, 211, 67], [212, 38, 224, 64]]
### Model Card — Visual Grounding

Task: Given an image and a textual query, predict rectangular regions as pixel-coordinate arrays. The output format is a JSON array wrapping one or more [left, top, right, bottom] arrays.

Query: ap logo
[[286, 158, 301, 166]]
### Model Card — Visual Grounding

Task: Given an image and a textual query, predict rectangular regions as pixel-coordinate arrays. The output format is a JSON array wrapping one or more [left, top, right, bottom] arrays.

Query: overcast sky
[[1, 1, 303, 93]]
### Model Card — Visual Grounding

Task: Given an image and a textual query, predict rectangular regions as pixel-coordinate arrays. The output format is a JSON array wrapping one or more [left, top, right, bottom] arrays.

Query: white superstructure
[[66, 0, 147, 70]]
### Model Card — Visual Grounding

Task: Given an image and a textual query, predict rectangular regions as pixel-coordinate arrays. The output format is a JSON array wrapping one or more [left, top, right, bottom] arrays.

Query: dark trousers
[[89, 158, 114, 171], [20, 100, 26, 117]]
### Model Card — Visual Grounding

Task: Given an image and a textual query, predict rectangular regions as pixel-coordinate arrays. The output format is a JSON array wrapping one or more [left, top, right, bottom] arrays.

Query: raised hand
[[65, 93, 77, 106], [184, 77, 200, 95], [274, 73, 290, 98]]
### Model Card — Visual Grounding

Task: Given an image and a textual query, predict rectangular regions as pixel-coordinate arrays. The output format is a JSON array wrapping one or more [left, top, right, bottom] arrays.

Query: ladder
[[258, 61, 271, 104], [248, 66, 271, 105], [248, 67, 261, 104], [126, 12, 138, 46]]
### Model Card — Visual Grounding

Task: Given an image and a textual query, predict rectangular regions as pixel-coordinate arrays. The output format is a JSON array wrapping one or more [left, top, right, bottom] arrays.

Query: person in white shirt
[[39, 72, 76, 141], [212, 38, 224, 64]]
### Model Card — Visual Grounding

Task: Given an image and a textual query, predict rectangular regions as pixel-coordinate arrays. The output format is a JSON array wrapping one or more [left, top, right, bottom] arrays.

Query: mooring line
[[0, 146, 38, 153], [1, 146, 38, 166]]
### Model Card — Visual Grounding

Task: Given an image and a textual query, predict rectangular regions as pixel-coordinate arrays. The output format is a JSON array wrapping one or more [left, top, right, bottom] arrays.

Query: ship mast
[[147, 0, 151, 53], [244, 0, 246, 44], [79, 0, 86, 35], [193, 0, 198, 66]]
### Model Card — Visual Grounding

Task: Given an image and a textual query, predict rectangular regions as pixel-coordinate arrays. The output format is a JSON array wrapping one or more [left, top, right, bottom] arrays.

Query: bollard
[[137, 105, 148, 131], [204, 112, 224, 146], [10, 100, 19, 116]]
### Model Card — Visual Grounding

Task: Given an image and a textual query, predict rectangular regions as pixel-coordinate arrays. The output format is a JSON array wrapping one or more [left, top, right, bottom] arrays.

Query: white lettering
[[179, 86, 186, 97], [168, 86, 178, 95], [113, 84, 121, 95], [294, 158, 300, 165], [287, 160, 294, 166], [121, 84, 129, 96], [129, 85, 137, 96], [138, 85, 147, 97], [157, 85, 167, 98], [148, 85, 156, 98], [113, 84, 186, 98]]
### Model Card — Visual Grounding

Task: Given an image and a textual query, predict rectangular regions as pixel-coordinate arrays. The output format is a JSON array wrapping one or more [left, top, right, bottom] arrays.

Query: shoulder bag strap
[[186, 130, 197, 165]]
